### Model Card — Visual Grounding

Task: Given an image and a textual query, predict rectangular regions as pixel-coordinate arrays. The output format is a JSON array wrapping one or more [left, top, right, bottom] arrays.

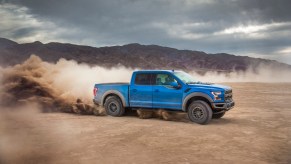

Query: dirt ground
[[0, 83, 291, 164]]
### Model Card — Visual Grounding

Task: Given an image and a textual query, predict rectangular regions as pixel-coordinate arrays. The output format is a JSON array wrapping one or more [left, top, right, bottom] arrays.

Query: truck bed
[[94, 82, 130, 107]]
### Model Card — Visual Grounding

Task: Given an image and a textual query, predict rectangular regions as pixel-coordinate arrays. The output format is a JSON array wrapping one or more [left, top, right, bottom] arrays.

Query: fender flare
[[182, 92, 213, 111], [101, 90, 126, 107]]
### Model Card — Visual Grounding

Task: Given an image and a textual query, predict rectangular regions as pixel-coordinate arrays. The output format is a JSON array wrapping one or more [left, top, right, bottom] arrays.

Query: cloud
[[1, 0, 291, 64], [0, 3, 81, 44], [215, 22, 291, 37], [277, 46, 291, 54]]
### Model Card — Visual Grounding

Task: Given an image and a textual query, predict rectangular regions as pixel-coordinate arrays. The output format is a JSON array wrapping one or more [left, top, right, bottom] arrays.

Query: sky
[[0, 0, 291, 64]]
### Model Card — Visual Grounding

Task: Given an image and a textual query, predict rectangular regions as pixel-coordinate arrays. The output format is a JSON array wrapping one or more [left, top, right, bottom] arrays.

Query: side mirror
[[170, 82, 180, 88]]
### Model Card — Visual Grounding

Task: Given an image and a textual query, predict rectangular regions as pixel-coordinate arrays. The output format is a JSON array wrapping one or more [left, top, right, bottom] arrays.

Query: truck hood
[[187, 82, 231, 91]]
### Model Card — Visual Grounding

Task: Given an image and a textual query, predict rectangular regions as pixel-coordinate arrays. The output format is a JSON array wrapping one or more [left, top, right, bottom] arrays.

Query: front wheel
[[187, 100, 213, 125], [104, 96, 125, 117]]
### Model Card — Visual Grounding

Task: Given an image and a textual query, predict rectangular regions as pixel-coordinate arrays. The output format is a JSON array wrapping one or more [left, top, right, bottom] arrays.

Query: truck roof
[[133, 70, 182, 73]]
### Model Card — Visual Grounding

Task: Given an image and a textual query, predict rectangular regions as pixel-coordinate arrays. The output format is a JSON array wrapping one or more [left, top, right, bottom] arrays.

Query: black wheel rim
[[108, 102, 118, 113], [191, 107, 204, 120]]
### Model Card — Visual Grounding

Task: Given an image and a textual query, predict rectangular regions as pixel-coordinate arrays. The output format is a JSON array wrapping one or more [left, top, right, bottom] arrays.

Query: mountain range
[[0, 38, 290, 73]]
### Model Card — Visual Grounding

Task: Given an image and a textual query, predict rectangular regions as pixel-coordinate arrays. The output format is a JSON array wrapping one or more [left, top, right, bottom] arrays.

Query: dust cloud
[[0, 105, 58, 164], [189, 65, 291, 83], [0, 55, 132, 114]]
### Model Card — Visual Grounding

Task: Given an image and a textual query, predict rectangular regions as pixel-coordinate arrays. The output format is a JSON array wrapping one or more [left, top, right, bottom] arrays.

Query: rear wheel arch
[[102, 90, 126, 107]]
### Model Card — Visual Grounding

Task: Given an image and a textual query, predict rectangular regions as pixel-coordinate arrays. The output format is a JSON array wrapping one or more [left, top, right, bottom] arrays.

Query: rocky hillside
[[0, 38, 290, 73]]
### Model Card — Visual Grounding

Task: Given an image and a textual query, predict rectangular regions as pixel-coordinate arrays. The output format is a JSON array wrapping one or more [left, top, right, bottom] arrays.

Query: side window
[[154, 74, 178, 85], [135, 73, 152, 85]]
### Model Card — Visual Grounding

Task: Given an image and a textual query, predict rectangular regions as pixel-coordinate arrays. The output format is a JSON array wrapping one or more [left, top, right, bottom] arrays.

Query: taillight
[[93, 87, 98, 97]]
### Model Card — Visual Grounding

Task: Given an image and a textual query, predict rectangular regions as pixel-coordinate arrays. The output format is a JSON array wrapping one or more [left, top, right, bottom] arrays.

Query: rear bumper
[[212, 101, 235, 111]]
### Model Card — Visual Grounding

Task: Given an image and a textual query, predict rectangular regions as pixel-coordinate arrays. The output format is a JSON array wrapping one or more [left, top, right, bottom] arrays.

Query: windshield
[[173, 71, 197, 84]]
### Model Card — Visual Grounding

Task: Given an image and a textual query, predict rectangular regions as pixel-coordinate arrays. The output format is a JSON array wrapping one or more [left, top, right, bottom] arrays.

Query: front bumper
[[212, 100, 235, 111]]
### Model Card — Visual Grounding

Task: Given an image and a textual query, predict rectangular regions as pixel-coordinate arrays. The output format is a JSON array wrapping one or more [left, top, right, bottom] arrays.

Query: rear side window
[[135, 73, 152, 85]]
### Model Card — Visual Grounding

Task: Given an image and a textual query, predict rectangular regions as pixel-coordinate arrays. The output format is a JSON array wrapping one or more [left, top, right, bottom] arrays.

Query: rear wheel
[[104, 96, 125, 117], [212, 112, 225, 119], [187, 100, 212, 125]]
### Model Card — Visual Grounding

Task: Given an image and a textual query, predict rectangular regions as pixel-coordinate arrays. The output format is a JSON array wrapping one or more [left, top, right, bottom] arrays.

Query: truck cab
[[93, 70, 235, 124]]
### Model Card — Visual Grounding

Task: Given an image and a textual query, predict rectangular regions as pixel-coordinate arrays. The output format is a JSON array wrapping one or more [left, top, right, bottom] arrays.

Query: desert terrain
[[0, 83, 291, 164]]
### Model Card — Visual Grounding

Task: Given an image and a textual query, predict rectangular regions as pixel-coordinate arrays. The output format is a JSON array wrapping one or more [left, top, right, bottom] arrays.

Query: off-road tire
[[104, 96, 125, 117], [187, 100, 213, 125], [212, 112, 225, 119]]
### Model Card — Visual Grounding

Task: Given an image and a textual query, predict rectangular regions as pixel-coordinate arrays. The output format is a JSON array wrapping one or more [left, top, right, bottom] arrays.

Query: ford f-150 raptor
[[93, 70, 234, 125]]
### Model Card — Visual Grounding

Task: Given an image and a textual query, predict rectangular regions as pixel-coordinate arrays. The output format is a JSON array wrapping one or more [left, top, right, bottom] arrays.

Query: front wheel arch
[[185, 96, 212, 112]]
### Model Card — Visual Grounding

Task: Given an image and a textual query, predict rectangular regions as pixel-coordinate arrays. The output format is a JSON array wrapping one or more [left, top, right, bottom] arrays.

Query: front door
[[152, 73, 183, 109]]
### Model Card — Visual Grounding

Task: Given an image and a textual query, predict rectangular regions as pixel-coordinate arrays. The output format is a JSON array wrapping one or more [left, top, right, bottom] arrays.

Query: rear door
[[129, 73, 153, 108], [152, 73, 183, 109]]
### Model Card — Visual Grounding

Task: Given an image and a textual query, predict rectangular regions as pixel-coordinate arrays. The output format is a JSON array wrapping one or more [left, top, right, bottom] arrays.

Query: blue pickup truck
[[93, 70, 234, 124]]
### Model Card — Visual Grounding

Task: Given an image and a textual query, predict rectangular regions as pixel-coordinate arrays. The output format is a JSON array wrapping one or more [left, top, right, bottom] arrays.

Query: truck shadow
[[209, 118, 234, 125], [123, 108, 234, 125], [123, 108, 190, 123]]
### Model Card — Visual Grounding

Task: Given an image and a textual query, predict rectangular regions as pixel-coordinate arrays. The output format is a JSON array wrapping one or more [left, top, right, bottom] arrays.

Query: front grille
[[224, 89, 233, 101]]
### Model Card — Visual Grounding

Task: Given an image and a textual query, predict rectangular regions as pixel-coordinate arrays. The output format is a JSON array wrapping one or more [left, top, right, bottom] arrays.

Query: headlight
[[211, 91, 222, 100]]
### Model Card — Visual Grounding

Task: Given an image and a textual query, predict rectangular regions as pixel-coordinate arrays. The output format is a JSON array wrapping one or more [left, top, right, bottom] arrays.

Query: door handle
[[154, 89, 159, 92], [132, 89, 137, 92]]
